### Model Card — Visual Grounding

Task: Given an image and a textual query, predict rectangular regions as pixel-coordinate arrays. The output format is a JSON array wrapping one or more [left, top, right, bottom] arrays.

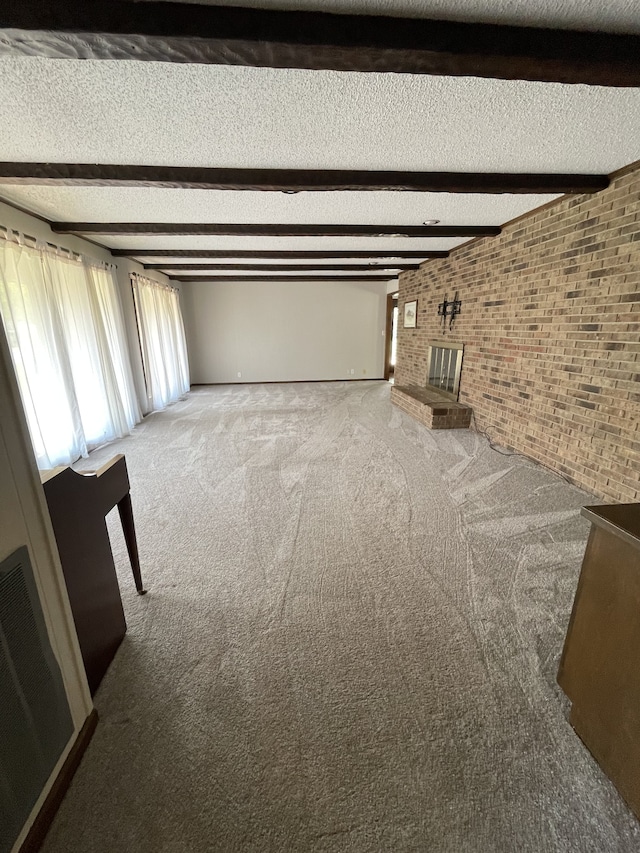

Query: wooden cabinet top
[[582, 503, 640, 552]]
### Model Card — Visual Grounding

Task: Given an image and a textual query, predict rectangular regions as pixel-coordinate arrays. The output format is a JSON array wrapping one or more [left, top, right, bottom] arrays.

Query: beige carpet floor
[[43, 381, 640, 852]]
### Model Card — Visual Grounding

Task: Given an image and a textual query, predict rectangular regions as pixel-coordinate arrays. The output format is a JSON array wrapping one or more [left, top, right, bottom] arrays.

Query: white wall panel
[[182, 279, 387, 383]]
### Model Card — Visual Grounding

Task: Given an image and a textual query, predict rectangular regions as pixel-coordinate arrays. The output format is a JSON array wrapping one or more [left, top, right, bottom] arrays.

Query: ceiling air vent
[[0, 546, 73, 853]]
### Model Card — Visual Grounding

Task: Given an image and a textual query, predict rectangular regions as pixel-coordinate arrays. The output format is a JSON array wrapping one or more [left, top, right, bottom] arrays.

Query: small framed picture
[[404, 300, 417, 328]]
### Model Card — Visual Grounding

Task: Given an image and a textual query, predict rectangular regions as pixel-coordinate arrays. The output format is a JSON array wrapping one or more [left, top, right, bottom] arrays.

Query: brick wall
[[395, 163, 640, 503]]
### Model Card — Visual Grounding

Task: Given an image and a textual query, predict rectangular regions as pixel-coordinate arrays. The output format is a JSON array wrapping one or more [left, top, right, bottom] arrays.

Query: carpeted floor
[[43, 381, 640, 852]]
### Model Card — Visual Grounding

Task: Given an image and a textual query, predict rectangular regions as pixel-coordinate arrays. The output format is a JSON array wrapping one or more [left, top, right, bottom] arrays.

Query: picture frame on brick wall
[[404, 300, 417, 328]]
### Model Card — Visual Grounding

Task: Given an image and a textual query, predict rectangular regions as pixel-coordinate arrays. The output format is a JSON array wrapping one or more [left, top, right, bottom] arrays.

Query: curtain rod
[[0, 224, 116, 269], [0, 222, 82, 258], [130, 270, 180, 293]]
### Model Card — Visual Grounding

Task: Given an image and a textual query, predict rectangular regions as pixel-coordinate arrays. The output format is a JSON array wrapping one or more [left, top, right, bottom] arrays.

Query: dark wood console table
[[41, 454, 145, 695], [558, 502, 640, 819]]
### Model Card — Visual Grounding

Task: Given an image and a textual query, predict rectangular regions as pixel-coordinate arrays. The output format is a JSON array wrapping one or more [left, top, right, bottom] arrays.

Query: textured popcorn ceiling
[[101, 235, 469, 252], [159, 266, 401, 276], [0, 51, 639, 265], [128, 256, 420, 265], [2, 62, 639, 172], [0, 188, 560, 226], [110, 255, 452, 264], [150, 0, 640, 33]]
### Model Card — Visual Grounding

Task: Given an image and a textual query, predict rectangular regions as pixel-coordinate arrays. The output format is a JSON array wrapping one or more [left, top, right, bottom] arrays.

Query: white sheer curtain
[[0, 231, 141, 468], [132, 273, 190, 411]]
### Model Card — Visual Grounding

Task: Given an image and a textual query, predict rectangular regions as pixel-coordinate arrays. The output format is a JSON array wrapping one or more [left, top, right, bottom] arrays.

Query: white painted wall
[[181, 278, 388, 383]]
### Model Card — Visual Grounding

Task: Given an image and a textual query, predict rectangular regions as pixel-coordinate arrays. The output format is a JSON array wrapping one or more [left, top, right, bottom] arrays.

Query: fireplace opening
[[426, 340, 464, 401]]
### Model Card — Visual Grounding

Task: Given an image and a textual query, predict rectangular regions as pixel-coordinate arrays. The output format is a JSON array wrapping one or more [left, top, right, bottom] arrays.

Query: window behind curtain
[[131, 273, 190, 412], [0, 232, 141, 468]]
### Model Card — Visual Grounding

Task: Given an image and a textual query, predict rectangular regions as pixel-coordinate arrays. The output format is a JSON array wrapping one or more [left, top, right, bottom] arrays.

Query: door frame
[[383, 292, 398, 381]]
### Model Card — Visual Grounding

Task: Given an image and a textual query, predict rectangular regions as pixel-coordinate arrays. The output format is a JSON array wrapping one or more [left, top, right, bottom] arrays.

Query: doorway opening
[[384, 292, 399, 382]]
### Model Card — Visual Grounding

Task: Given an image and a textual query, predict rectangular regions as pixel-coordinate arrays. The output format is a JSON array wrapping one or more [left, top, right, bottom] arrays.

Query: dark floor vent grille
[[0, 546, 73, 853]]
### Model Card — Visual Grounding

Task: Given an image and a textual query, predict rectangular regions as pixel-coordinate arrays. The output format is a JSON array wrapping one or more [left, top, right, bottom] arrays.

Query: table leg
[[117, 493, 146, 595]]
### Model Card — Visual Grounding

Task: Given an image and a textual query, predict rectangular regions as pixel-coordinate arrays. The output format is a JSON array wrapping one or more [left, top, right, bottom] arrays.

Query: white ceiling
[[0, 187, 561, 226], [126, 256, 423, 265], [151, 0, 640, 34], [1, 62, 639, 172], [158, 267, 402, 275], [0, 4, 639, 276], [101, 235, 469, 252]]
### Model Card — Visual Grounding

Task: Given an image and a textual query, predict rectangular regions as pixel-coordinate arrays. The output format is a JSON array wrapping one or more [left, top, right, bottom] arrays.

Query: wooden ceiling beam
[[0, 163, 609, 195], [52, 223, 500, 237], [1, 2, 639, 86], [111, 249, 450, 259], [145, 263, 419, 271]]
